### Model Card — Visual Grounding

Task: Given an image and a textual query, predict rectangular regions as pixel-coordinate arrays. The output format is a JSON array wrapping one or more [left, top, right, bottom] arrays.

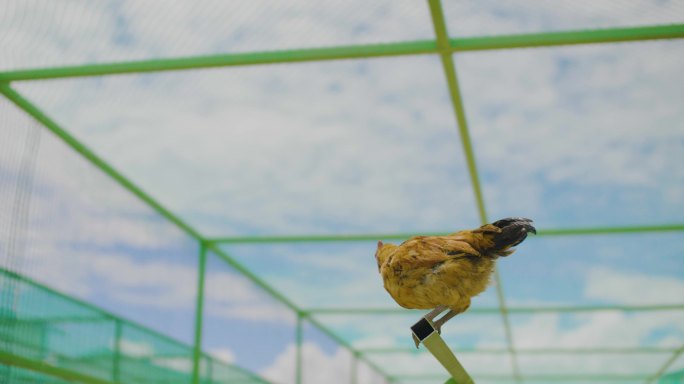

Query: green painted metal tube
[[296, 314, 303, 384], [0, 40, 436, 81], [359, 346, 679, 355], [538, 223, 684, 236], [428, 0, 487, 225], [305, 303, 684, 315], [112, 319, 122, 383], [192, 242, 208, 384], [394, 373, 652, 381], [209, 233, 423, 244], [350, 355, 358, 384], [0, 350, 115, 384], [451, 24, 684, 51], [4, 316, 110, 324], [428, 1, 517, 382], [208, 223, 684, 244], [0, 25, 681, 81]]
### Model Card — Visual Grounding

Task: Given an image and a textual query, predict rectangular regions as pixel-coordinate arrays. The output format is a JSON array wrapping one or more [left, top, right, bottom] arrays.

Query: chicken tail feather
[[489, 217, 536, 256]]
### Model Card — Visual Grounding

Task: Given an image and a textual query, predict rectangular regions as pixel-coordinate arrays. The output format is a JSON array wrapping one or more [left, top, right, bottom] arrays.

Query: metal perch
[[411, 315, 474, 384]]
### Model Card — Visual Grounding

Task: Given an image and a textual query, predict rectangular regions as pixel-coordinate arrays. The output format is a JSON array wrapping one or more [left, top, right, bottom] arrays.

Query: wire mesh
[[1, 0, 683, 383], [454, 40, 684, 228], [442, 0, 684, 38], [1, 98, 200, 343], [0, 87, 270, 382], [14, 55, 480, 238], [300, 320, 354, 384], [0, 0, 434, 72], [202, 250, 296, 383]]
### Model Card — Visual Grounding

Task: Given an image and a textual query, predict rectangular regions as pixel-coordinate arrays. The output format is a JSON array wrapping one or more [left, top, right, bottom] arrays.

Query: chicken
[[375, 217, 535, 338]]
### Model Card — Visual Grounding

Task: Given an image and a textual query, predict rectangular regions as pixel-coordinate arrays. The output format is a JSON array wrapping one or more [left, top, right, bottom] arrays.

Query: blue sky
[[2, 1, 684, 383]]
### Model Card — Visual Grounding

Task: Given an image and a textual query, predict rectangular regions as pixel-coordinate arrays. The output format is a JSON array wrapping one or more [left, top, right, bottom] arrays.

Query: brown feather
[[376, 219, 534, 313]]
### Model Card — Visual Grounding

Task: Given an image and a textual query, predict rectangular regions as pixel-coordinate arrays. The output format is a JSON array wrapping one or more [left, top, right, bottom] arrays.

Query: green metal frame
[[2, 0, 684, 382]]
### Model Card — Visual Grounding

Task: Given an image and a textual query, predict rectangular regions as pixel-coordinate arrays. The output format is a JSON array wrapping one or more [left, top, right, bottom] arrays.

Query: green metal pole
[[0, 25, 682, 81], [359, 346, 680, 355], [296, 313, 303, 384], [393, 373, 653, 381], [192, 242, 208, 384], [451, 24, 684, 52], [426, 0, 518, 381], [0, 350, 115, 384], [112, 320, 122, 383], [208, 223, 684, 244], [350, 353, 358, 384], [305, 303, 684, 315]]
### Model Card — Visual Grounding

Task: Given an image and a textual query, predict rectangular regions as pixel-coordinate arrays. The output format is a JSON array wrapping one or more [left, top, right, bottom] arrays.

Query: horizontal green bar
[[0, 350, 115, 384], [1, 24, 682, 82], [307, 304, 684, 315], [0, 40, 436, 81], [360, 347, 679, 355], [211, 233, 426, 244], [451, 23, 684, 51], [392, 373, 651, 381], [539, 223, 684, 236], [209, 223, 684, 244], [3, 316, 109, 324]]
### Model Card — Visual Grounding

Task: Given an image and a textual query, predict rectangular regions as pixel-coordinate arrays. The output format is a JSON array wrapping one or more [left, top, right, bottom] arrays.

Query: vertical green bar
[[296, 313, 303, 384], [192, 242, 208, 384], [207, 357, 213, 382], [350, 354, 358, 384], [112, 319, 122, 382]]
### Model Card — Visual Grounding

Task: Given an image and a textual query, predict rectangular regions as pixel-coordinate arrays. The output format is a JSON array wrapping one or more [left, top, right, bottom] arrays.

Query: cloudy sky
[[1, 1, 684, 383]]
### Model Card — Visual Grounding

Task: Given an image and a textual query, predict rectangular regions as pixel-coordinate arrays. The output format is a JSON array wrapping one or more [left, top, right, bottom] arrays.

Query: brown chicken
[[375, 217, 535, 336]]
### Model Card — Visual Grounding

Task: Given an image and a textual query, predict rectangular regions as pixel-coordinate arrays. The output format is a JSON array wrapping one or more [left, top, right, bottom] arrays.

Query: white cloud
[[152, 357, 193, 374], [444, 0, 684, 37], [3, 2, 684, 381], [15, 54, 480, 237], [204, 268, 297, 325], [512, 311, 684, 349], [117, 338, 155, 357], [0, 0, 434, 71], [586, 267, 684, 305], [455, 40, 684, 226], [261, 342, 363, 384], [113, 338, 195, 374], [208, 347, 236, 364]]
